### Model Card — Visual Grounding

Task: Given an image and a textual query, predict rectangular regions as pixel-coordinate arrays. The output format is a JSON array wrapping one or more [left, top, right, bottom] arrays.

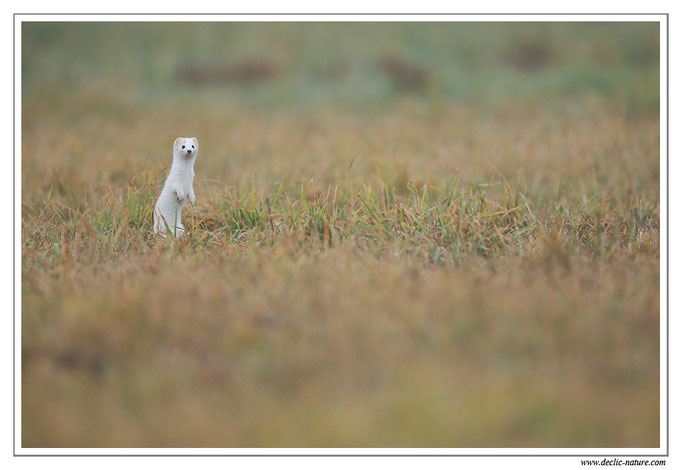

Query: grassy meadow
[[21, 22, 660, 447]]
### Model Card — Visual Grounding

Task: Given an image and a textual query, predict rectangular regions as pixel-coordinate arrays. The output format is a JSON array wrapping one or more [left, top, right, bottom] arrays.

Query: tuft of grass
[[23, 170, 659, 265]]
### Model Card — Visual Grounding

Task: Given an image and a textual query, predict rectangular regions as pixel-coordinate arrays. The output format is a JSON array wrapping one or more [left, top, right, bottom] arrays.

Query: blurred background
[[22, 22, 660, 206], [23, 22, 659, 111]]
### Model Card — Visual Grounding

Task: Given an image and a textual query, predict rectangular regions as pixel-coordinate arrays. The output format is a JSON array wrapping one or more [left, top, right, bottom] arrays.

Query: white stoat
[[153, 137, 198, 237]]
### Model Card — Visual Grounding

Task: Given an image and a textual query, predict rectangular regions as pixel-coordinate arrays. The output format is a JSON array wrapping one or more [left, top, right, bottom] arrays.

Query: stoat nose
[[186, 149, 192, 154]]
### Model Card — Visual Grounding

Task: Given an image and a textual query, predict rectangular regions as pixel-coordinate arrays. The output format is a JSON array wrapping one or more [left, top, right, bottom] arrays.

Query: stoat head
[[174, 137, 198, 159]]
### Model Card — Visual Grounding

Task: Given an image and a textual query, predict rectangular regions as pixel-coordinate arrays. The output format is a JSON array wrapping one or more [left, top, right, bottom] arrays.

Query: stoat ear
[[174, 137, 183, 148], [191, 137, 198, 145]]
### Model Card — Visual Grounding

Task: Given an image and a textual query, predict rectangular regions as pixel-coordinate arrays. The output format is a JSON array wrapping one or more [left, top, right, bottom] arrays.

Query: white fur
[[153, 137, 198, 237]]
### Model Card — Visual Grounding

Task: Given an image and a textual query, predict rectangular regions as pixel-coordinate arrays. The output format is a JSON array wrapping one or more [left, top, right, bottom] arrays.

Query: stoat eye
[[192, 145, 195, 149], [182, 145, 185, 149]]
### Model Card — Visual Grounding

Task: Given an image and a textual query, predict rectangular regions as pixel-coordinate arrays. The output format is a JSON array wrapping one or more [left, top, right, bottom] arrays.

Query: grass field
[[21, 22, 660, 447]]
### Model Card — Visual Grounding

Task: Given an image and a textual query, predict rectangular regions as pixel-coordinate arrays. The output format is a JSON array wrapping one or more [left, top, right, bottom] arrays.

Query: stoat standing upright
[[153, 137, 198, 237]]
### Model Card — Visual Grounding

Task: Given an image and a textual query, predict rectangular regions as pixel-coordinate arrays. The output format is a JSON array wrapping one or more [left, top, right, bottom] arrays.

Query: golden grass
[[22, 101, 660, 447], [23, 251, 659, 447]]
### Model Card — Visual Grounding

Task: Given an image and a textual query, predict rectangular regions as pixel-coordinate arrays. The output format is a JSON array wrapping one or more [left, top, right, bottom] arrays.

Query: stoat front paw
[[176, 189, 186, 205], [189, 192, 196, 206]]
